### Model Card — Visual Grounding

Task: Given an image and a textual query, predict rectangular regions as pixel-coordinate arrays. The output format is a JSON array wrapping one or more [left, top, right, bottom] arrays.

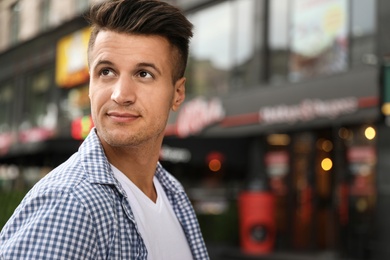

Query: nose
[[111, 76, 136, 105]]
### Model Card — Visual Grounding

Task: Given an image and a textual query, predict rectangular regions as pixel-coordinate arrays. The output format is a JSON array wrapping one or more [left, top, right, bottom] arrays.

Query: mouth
[[107, 111, 140, 123]]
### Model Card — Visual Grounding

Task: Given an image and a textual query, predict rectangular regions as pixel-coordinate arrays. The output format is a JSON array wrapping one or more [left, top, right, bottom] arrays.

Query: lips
[[107, 111, 140, 122]]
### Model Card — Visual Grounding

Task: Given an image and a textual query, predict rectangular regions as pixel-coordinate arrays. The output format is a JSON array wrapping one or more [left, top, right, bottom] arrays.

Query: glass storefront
[[265, 124, 377, 257], [0, 81, 14, 133], [26, 68, 56, 130], [161, 123, 377, 258], [268, 0, 377, 84], [351, 0, 377, 67], [289, 0, 349, 82], [186, 0, 264, 97], [186, 0, 377, 93], [0, 0, 383, 258], [160, 137, 250, 247], [268, 0, 289, 85]]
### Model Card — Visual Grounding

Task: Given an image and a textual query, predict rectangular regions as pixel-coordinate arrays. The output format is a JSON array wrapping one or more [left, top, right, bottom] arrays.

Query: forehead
[[89, 31, 175, 66]]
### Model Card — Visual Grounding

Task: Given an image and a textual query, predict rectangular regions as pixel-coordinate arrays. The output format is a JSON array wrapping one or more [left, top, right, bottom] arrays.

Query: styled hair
[[86, 0, 193, 81]]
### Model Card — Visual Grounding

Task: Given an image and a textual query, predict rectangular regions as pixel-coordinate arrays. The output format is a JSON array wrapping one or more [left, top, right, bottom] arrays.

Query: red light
[[209, 159, 222, 172], [206, 151, 224, 172]]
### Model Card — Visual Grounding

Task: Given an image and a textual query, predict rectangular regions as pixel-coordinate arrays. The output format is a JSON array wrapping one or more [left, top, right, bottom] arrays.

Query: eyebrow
[[92, 59, 115, 69], [92, 60, 162, 76], [136, 62, 162, 76]]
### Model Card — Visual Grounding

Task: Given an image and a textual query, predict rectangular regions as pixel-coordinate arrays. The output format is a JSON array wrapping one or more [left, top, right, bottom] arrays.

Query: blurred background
[[1, 0, 390, 259]]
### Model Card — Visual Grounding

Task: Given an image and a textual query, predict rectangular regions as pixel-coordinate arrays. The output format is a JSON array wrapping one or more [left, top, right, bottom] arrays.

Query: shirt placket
[[120, 194, 148, 259]]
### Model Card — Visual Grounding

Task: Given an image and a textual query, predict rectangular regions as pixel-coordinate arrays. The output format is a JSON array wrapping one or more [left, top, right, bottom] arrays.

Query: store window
[[186, 0, 263, 97], [339, 124, 377, 258], [265, 130, 341, 251], [230, 0, 264, 91], [0, 82, 14, 133], [350, 0, 377, 67], [265, 133, 290, 248], [268, 0, 289, 85], [264, 126, 377, 257], [22, 68, 56, 130], [270, 0, 354, 83], [289, 0, 348, 82], [187, 2, 231, 97]]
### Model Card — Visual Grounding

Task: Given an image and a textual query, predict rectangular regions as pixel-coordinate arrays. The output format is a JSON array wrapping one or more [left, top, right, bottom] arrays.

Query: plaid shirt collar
[[80, 128, 184, 197]]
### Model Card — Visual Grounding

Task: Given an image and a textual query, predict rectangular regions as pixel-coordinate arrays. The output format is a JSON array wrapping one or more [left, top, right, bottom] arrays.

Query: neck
[[102, 141, 161, 202]]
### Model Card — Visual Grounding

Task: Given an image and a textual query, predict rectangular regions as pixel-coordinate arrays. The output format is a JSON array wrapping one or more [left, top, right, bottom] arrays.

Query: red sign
[[347, 146, 376, 163], [71, 115, 94, 140], [175, 98, 225, 138]]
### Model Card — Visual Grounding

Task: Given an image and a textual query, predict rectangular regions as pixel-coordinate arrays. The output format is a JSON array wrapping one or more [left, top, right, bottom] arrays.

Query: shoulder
[[38, 152, 85, 190], [33, 129, 115, 203], [0, 157, 119, 259], [11, 151, 104, 221], [0, 184, 99, 259], [6, 128, 118, 232], [26, 150, 117, 217], [0, 130, 123, 259]]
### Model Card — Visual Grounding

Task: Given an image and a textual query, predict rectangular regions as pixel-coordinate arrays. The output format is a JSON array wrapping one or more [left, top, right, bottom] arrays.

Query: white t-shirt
[[111, 165, 193, 260]]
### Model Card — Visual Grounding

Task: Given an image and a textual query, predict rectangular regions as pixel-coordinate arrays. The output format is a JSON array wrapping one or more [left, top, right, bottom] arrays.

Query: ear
[[172, 77, 186, 111]]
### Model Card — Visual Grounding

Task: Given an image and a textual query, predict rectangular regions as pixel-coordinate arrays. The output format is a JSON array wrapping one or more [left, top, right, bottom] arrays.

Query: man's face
[[88, 31, 185, 148]]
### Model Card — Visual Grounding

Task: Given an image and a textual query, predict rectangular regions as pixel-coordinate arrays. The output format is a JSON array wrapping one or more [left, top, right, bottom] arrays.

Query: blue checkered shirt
[[0, 129, 209, 259]]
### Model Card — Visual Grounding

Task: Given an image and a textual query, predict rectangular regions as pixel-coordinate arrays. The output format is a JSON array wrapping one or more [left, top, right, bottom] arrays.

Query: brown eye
[[101, 69, 111, 76], [138, 71, 153, 79], [99, 68, 115, 77]]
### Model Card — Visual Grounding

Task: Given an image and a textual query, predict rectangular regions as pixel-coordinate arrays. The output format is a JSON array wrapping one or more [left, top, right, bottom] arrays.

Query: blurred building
[[1, 0, 390, 259]]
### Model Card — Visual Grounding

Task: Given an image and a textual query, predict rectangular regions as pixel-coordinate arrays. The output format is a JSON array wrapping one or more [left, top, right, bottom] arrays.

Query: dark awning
[[166, 66, 380, 138]]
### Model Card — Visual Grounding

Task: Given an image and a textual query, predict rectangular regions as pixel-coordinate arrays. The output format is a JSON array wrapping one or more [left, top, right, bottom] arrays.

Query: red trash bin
[[238, 191, 276, 254]]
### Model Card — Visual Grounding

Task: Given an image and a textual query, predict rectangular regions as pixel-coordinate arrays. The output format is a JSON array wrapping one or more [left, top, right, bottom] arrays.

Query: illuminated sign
[[160, 145, 191, 163], [56, 27, 91, 88], [175, 97, 225, 137], [165, 95, 376, 137], [259, 97, 358, 124], [71, 115, 94, 140]]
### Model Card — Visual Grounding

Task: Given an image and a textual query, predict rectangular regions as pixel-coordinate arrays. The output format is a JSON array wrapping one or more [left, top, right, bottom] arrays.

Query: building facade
[[1, 0, 390, 259]]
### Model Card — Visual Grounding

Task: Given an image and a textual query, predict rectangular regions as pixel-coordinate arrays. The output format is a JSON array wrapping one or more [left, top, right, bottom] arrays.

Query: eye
[[138, 71, 153, 79], [99, 68, 115, 77]]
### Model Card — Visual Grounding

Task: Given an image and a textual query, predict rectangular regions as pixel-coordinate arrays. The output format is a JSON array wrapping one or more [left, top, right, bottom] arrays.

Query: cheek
[[90, 86, 109, 105], [88, 92, 98, 109], [89, 92, 106, 119], [148, 94, 173, 117]]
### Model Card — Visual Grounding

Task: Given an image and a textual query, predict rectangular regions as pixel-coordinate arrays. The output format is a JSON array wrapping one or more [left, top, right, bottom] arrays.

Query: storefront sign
[[175, 97, 225, 137], [347, 146, 376, 163], [160, 145, 191, 163], [71, 115, 94, 140], [56, 27, 91, 88], [259, 97, 358, 124]]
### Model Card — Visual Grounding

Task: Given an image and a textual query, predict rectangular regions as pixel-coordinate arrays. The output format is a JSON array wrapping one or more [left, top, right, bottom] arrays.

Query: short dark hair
[[86, 0, 193, 81]]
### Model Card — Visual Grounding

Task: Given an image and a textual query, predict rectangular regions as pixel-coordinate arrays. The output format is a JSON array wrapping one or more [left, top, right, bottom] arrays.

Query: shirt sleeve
[[0, 190, 98, 260]]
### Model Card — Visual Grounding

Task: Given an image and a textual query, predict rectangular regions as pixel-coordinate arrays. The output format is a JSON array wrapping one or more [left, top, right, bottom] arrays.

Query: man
[[0, 0, 209, 259]]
